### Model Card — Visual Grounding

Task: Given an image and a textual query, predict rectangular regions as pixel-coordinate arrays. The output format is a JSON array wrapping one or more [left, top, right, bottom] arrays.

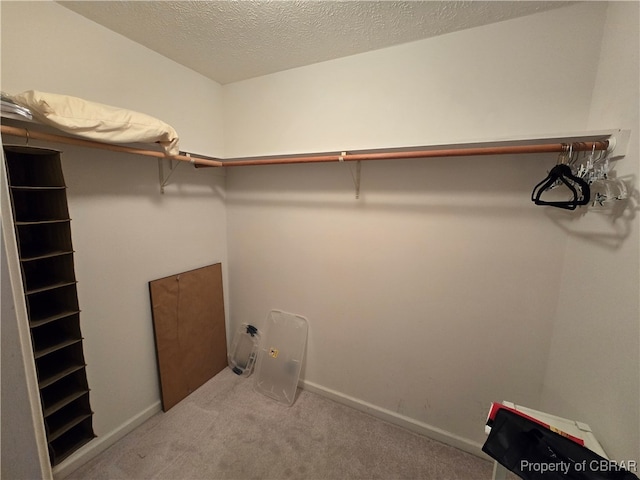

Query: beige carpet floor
[[66, 368, 494, 480]]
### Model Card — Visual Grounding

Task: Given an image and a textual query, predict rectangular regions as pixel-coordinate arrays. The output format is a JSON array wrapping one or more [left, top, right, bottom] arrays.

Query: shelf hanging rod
[[0, 125, 223, 167], [221, 141, 610, 167]]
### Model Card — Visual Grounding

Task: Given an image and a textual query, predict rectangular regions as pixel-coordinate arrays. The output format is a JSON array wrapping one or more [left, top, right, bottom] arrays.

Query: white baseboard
[[300, 379, 485, 459], [52, 401, 162, 479]]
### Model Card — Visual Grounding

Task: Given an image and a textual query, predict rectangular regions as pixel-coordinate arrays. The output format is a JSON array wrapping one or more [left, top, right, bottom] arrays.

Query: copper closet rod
[[222, 141, 610, 167], [1, 124, 609, 167]]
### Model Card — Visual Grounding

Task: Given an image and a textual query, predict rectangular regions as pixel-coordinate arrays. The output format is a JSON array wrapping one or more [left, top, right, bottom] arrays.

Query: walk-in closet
[[1, 1, 638, 479]]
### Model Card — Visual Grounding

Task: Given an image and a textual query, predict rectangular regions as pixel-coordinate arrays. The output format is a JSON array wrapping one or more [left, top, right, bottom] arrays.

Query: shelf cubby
[[35, 342, 87, 389], [41, 370, 90, 417], [48, 417, 95, 466], [44, 393, 93, 442], [21, 253, 77, 294], [4, 146, 66, 187], [31, 316, 83, 359], [26, 284, 80, 327], [16, 221, 74, 261], [10, 188, 70, 224]]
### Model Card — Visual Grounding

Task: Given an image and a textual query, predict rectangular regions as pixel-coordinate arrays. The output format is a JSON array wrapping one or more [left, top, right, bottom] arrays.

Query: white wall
[[541, 1, 640, 461], [224, 2, 621, 453], [1, 1, 228, 474], [223, 3, 604, 157], [225, 157, 568, 452]]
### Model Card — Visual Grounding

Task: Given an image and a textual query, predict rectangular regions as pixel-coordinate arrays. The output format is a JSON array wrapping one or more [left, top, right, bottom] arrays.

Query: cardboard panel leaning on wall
[[149, 264, 228, 412]]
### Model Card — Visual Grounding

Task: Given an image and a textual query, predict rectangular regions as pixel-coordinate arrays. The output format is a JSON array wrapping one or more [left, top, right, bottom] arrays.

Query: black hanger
[[531, 163, 591, 210]]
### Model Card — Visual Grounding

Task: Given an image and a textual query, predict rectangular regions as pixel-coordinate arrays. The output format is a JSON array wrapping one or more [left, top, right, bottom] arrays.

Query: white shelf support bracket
[[354, 160, 362, 199], [340, 152, 362, 199], [158, 157, 182, 194]]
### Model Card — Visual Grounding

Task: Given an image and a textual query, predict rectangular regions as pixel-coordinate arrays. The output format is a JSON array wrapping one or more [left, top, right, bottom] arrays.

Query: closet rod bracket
[[341, 152, 361, 199], [354, 160, 361, 199], [158, 157, 182, 194]]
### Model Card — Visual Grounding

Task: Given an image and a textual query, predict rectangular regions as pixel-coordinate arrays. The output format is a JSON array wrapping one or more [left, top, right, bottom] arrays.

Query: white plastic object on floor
[[254, 310, 308, 406]]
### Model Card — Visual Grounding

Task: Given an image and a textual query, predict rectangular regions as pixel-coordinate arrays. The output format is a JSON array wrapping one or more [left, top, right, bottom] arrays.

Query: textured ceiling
[[58, 1, 572, 85]]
